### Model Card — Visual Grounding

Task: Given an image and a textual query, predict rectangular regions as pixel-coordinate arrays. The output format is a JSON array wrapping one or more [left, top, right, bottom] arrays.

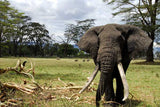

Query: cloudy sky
[[8, 0, 122, 41]]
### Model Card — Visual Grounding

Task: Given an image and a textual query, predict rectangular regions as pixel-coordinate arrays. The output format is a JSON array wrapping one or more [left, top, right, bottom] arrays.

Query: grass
[[0, 58, 160, 107]]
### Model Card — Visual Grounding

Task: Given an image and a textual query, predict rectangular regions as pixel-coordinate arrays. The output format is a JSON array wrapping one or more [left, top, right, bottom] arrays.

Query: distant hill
[[73, 44, 79, 49]]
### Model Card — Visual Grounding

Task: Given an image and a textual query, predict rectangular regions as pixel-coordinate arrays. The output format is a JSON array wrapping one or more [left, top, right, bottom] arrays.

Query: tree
[[0, 0, 13, 57], [60, 19, 95, 57], [0, 0, 53, 57], [104, 0, 160, 62], [50, 43, 60, 56], [9, 10, 31, 57], [18, 15, 31, 56], [0, 0, 31, 57], [58, 43, 79, 57], [27, 22, 51, 56], [64, 19, 95, 44]]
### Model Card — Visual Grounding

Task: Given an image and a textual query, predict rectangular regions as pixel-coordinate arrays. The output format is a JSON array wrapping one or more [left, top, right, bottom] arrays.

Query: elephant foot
[[103, 103, 120, 107], [115, 99, 126, 105]]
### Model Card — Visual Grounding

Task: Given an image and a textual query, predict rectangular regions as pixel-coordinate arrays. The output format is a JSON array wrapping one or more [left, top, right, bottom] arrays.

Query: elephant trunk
[[97, 48, 129, 101], [96, 54, 115, 102]]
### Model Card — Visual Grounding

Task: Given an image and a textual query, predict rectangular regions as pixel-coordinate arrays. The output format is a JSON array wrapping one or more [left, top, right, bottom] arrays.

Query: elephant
[[78, 24, 152, 106]]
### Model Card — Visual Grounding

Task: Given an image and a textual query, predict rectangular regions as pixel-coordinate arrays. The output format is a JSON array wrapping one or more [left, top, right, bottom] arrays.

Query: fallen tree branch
[[43, 86, 83, 90], [3, 83, 34, 94], [0, 59, 42, 90], [0, 59, 42, 107], [0, 59, 35, 76], [58, 77, 67, 86]]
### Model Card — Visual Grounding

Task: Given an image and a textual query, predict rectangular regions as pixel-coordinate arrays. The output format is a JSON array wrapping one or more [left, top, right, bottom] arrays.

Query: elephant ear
[[78, 26, 104, 59], [127, 27, 152, 58]]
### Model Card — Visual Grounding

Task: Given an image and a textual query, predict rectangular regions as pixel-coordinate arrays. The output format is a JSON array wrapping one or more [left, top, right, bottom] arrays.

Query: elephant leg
[[96, 72, 106, 107], [96, 72, 115, 106], [104, 73, 115, 101], [115, 75, 124, 104], [96, 85, 103, 107]]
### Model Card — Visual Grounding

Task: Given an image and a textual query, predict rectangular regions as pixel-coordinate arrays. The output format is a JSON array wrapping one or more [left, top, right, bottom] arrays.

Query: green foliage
[[77, 51, 89, 57], [0, 0, 54, 57], [56, 43, 79, 57], [0, 0, 32, 57], [0, 0, 12, 26], [26, 22, 51, 56], [0, 0, 14, 57]]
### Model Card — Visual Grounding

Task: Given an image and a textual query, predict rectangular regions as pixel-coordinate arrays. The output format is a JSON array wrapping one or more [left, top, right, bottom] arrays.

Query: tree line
[[0, 0, 50, 57], [0, 0, 95, 57]]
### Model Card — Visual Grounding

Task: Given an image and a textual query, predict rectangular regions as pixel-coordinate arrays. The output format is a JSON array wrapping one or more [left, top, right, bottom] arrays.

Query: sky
[[8, 0, 122, 41]]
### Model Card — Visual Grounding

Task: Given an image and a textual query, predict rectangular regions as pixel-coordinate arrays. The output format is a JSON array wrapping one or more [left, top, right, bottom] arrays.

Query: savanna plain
[[0, 58, 160, 107]]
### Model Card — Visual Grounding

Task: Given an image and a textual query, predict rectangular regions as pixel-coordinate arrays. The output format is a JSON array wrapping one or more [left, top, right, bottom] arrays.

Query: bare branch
[[126, 1, 150, 26], [142, 0, 151, 15]]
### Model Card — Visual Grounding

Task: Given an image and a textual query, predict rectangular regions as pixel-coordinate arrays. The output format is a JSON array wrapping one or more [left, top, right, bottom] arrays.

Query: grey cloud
[[8, 0, 122, 40], [9, 0, 95, 23], [55, 0, 95, 20], [9, 0, 56, 17]]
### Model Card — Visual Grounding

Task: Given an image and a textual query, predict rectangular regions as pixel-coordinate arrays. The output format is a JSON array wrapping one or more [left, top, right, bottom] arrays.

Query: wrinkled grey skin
[[78, 24, 152, 106]]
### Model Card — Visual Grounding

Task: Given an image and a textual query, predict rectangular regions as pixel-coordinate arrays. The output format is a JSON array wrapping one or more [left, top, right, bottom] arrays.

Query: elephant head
[[78, 24, 152, 106]]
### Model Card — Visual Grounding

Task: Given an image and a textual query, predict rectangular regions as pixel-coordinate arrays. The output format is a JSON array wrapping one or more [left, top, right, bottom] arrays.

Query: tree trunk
[[41, 48, 44, 57], [146, 32, 154, 62], [8, 42, 12, 55], [146, 3, 157, 62], [19, 45, 22, 57], [13, 40, 18, 57], [0, 34, 1, 57], [34, 45, 38, 56], [0, 29, 2, 57], [64, 44, 68, 57], [146, 41, 154, 62], [19, 37, 23, 57]]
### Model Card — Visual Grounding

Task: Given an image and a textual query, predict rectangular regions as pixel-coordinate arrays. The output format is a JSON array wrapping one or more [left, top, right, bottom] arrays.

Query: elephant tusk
[[117, 62, 129, 101], [79, 64, 99, 94]]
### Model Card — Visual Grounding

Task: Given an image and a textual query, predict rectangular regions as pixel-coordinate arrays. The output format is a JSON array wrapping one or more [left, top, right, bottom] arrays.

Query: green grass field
[[0, 58, 160, 107]]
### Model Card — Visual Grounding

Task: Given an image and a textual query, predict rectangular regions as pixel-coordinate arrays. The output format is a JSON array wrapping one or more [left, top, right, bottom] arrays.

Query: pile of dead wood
[[0, 59, 42, 106], [0, 59, 97, 106]]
